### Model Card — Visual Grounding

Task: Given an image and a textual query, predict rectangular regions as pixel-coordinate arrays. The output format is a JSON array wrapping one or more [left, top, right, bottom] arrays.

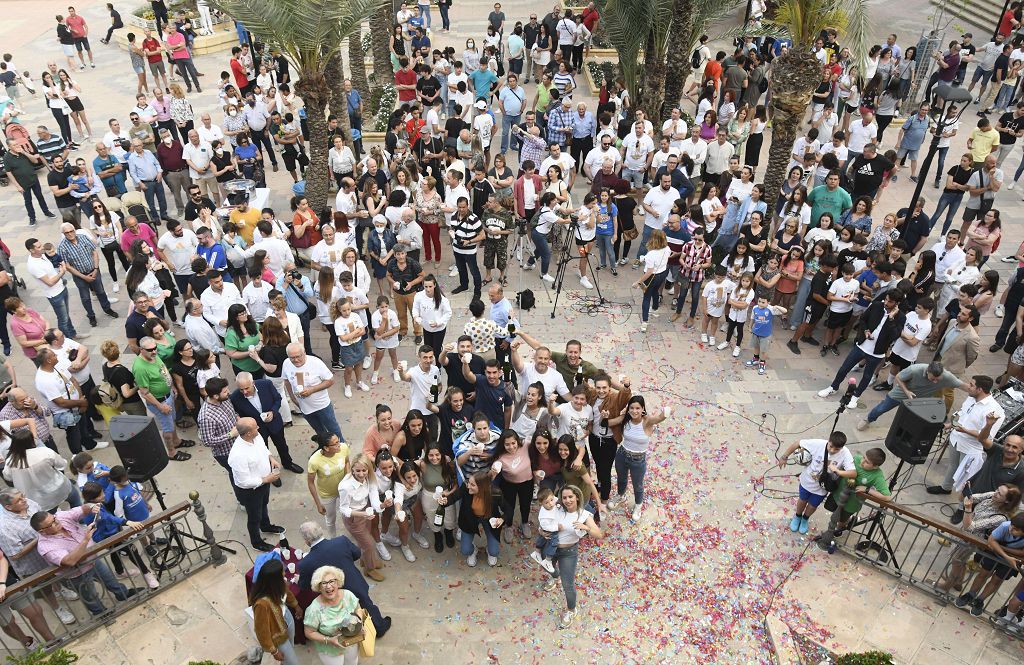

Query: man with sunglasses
[[183, 184, 216, 223], [132, 335, 191, 461]]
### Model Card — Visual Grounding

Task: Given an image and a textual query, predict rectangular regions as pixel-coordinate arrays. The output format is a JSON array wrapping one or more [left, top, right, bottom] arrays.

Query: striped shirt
[[552, 72, 575, 97], [451, 213, 483, 254], [36, 135, 67, 162]]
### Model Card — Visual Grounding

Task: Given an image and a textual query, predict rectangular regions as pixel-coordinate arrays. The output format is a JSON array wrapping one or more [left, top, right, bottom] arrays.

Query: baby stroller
[[1, 113, 31, 187]]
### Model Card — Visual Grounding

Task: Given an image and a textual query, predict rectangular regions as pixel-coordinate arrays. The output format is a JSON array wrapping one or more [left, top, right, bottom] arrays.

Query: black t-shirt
[[837, 248, 866, 269], [993, 54, 1010, 82], [171, 359, 200, 401], [741, 224, 770, 258], [958, 43, 977, 74], [47, 168, 77, 208], [445, 352, 484, 395], [942, 163, 974, 194], [473, 375, 512, 427], [416, 76, 441, 103], [850, 155, 894, 195], [615, 196, 637, 230], [808, 270, 835, 312], [385, 130, 399, 154], [998, 111, 1024, 145], [103, 362, 142, 404], [259, 343, 289, 378], [523, 23, 540, 48], [188, 273, 210, 298], [0, 71, 16, 87], [437, 401, 473, 455], [470, 179, 495, 217], [357, 169, 389, 193], [125, 307, 162, 342], [487, 11, 506, 31], [444, 117, 468, 144], [185, 197, 217, 222]]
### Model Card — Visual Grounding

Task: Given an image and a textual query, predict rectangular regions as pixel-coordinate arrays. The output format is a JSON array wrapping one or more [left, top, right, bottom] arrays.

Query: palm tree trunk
[[294, 72, 332, 213], [370, 6, 393, 80], [349, 26, 369, 99], [639, 30, 666, 121], [662, 0, 694, 121], [763, 50, 822, 207], [326, 50, 355, 153]]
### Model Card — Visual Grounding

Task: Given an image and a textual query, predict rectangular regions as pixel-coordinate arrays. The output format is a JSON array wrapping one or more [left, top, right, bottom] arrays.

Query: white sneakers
[[848, 396, 859, 409], [542, 273, 555, 283], [362, 355, 372, 370], [530, 550, 556, 573], [93, 441, 110, 450], [411, 531, 430, 549], [487, 554, 498, 566], [448, 265, 459, 277], [580, 275, 593, 289], [375, 541, 392, 561], [817, 387, 836, 398], [640, 322, 648, 333], [716, 341, 729, 351], [58, 587, 79, 601], [401, 545, 416, 562], [558, 609, 577, 629], [358, 381, 370, 392], [467, 551, 477, 567], [700, 333, 708, 343], [996, 304, 1005, 318], [381, 533, 401, 547], [370, 372, 380, 385], [112, 282, 120, 293], [144, 572, 160, 589], [856, 418, 870, 431], [632, 504, 643, 522], [392, 369, 401, 382], [607, 495, 621, 510], [344, 385, 352, 398], [708, 336, 716, 346], [732, 346, 741, 357]]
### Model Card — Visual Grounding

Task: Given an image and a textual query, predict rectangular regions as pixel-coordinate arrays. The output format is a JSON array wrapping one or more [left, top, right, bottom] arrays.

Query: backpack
[[97, 379, 124, 410], [691, 49, 702, 69], [516, 288, 535, 311]]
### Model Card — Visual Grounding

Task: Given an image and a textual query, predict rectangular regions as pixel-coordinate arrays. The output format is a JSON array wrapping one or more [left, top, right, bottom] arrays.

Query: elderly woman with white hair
[[303, 565, 363, 664]]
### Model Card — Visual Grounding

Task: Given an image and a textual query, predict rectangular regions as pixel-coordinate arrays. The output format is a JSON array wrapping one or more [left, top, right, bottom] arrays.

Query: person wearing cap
[[955, 33, 976, 86], [926, 40, 962, 100]]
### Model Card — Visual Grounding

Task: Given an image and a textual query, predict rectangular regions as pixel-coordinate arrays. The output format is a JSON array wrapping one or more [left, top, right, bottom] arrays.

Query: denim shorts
[[339, 343, 365, 368], [147, 394, 176, 433]]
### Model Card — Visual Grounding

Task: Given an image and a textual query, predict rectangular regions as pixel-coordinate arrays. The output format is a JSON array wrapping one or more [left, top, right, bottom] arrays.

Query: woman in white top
[[313, 267, 342, 369], [699, 184, 726, 229], [41, 71, 73, 145], [327, 135, 355, 186], [2, 429, 80, 513], [462, 39, 481, 72], [337, 453, 386, 579], [125, 253, 170, 314], [544, 165, 571, 212], [255, 63, 277, 92], [537, 483, 601, 630], [57, 69, 91, 142], [634, 229, 671, 331], [268, 294, 304, 348], [412, 275, 452, 361], [88, 200, 129, 290], [335, 247, 372, 292], [605, 395, 669, 522], [0, 419, 41, 473], [938, 246, 982, 312]]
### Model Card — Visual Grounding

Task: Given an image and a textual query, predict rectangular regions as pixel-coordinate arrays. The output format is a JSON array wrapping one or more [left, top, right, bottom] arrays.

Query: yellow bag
[[357, 607, 376, 658]]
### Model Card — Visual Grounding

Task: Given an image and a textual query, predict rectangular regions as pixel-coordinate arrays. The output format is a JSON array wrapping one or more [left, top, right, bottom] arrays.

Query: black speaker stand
[[149, 476, 236, 578]]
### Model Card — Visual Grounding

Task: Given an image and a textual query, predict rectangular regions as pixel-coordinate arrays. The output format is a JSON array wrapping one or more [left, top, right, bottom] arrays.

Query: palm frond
[[841, 0, 873, 78]]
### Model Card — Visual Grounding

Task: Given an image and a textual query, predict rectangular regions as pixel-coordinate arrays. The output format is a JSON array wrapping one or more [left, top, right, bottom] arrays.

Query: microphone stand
[[829, 382, 857, 436]]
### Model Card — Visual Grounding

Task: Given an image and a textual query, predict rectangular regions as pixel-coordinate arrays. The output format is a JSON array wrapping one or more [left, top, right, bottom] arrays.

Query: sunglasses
[[142, 346, 157, 352]]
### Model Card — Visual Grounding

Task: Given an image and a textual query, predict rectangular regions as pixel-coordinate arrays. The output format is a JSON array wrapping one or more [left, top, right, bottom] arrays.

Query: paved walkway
[[1, 1, 1024, 664]]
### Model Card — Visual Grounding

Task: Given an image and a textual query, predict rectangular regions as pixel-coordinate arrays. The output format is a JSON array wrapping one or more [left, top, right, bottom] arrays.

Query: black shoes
[[951, 508, 965, 525], [251, 541, 275, 552], [926, 485, 952, 495], [990, 343, 1003, 353], [414, 335, 423, 345], [284, 462, 303, 474], [434, 531, 444, 553], [787, 340, 801, 355], [261, 524, 286, 534], [444, 529, 455, 548], [377, 615, 392, 638], [451, 286, 468, 294], [800, 336, 820, 346], [104, 309, 119, 318]]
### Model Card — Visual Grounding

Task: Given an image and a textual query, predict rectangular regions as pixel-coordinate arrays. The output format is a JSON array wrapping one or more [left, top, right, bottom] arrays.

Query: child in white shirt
[[700, 265, 735, 347], [370, 295, 401, 385], [528, 488, 559, 573]]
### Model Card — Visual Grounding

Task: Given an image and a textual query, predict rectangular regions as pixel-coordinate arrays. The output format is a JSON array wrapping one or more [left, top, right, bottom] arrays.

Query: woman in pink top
[[6, 298, 49, 360], [362, 404, 399, 457], [964, 209, 1002, 267], [496, 429, 536, 540]]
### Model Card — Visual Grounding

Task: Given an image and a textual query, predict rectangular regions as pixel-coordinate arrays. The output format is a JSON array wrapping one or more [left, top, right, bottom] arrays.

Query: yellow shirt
[[229, 206, 261, 245], [307, 447, 350, 498], [969, 127, 1000, 163]]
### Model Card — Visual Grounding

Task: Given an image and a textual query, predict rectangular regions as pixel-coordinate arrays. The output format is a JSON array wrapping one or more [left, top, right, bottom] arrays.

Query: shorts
[[4, 84, 17, 100], [61, 43, 77, 57], [889, 353, 913, 370], [751, 333, 771, 355], [66, 97, 84, 113], [975, 551, 1021, 580], [845, 103, 858, 114], [667, 264, 683, 282], [146, 394, 176, 433], [897, 146, 920, 161], [575, 237, 594, 248], [149, 60, 166, 76], [804, 303, 827, 325], [133, 64, 146, 75], [0, 591, 33, 624], [484, 240, 508, 271], [74, 37, 91, 52], [339, 343, 366, 368], [798, 485, 826, 506], [827, 309, 852, 329], [971, 67, 992, 86]]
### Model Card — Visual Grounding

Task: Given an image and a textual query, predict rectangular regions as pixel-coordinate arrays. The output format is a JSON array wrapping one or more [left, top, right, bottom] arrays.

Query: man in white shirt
[[540, 143, 576, 190], [583, 134, 621, 179], [181, 129, 217, 200], [228, 417, 283, 551], [847, 110, 878, 161], [661, 108, 689, 151], [241, 272, 273, 322], [195, 112, 225, 145], [704, 128, 735, 179], [633, 109, 655, 138], [199, 270, 243, 337], [281, 344, 342, 439], [183, 299, 224, 353], [156, 220, 199, 296], [817, 131, 850, 170], [930, 230, 967, 297], [25, 238, 85, 341], [650, 137, 680, 174], [811, 104, 838, 142], [34, 348, 106, 454], [928, 375, 1005, 498], [511, 343, 570, 399], [101, 119, 130, 150], [680, 125, 708, 178], [776, 432, 857, 534], [244, 220, 292, 278], [310, 225, 346, 274], [636, 173, 678, 261], [620, 122, 655, 189]]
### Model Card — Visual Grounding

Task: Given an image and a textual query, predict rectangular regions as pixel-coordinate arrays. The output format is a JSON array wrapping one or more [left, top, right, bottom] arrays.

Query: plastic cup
[[492, 461, 503, 473], [463, 353, 472, 364], [489, 518, 501, 529], [399, 360, 408, 371], [664, 406, 672, 417], [434, 486, 443, 500], [384, 490, 394, 501], [537, 470, 545, 480]]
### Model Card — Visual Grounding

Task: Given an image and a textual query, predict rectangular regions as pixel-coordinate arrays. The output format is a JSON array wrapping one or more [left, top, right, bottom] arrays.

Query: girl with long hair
[[392, 409, 429, 462], [88, 199, 129, 289], [412, 274, 452, 362], [249, 316, 293, 425], [439, 470, 504, 567], [337, 453, 386, 580], [224, 303, 263, 378], [313, 266, 342, 369], [248, 557, 301, 665], [418, 441, 458, 551]]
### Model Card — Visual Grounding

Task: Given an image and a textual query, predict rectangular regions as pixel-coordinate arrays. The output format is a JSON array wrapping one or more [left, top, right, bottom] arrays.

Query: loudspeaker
[[110, 415, 168, 482], [884, 398, 946, 465]]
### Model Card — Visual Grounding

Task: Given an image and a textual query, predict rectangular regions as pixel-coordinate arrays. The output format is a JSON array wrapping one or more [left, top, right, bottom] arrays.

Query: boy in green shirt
[[831, 447, 891, 530]]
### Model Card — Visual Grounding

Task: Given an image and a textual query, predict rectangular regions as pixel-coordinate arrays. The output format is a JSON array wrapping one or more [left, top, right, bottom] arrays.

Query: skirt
[[340, 343, 366, 368], [66, 97, 85, 113], [745, 133, 763, 167]]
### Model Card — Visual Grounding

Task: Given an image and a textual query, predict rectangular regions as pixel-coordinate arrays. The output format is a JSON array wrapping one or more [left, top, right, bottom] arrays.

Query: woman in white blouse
[[328, 135, 355, 187], [937, 246, 982, 312], [412, 275, 452, 361], [2, 429, 80, 513], [88, 200, 129, 291], [337, 453, 386, 581]]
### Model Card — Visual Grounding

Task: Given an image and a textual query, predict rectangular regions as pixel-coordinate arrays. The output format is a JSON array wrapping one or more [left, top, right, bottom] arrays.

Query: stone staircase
[[930, 0, 1004, 37]]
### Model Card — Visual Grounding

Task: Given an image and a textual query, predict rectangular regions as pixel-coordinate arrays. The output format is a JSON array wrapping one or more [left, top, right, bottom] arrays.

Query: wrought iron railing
[[0, 491, 226, 660]]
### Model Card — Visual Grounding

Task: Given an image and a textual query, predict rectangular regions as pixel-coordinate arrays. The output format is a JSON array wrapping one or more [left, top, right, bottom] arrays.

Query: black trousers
[[589, 433, 617, 501], [569, 136, 592, 174], [263, 427, 294, 467], [424, 328, 446, 364], [236, 483, 271, 545], [501, 477, 534, 525]]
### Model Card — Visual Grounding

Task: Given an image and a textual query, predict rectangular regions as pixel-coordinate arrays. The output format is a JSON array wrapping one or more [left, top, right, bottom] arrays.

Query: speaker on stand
[[109, 416, 235, 574]]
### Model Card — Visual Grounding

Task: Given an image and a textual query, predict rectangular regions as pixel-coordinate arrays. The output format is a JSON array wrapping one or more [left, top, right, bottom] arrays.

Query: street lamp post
[[904, 84, 973, 221]]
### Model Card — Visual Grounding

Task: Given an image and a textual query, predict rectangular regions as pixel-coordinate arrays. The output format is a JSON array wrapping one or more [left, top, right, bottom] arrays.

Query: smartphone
[[963, 481, 973, 498]]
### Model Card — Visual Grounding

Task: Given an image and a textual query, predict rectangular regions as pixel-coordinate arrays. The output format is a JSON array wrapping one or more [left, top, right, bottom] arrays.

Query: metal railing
[[831, 492, 1024, 637], [0, 491, 226, 660]]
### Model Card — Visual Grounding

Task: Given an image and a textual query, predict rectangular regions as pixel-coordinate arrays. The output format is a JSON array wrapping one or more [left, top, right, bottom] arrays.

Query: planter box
[[127, 14, 158, 31], [583, 61, 617, 96], [361, 132, 387, 145]]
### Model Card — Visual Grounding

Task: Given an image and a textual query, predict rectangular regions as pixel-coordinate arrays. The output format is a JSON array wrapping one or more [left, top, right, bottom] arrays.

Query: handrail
[[4, 501, 192, 597]]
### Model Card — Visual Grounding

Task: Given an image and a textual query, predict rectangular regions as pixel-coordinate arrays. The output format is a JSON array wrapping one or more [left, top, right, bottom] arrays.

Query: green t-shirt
[[155, 331, 177, 364], [562, 465, 592, 505], [833, 453, 891, 513], [550, 351, 599, 390], [807, 185, 852, 229], [302, 591, 361, 656], [224, 328, 262, 372], [131, 356, 172, 400]]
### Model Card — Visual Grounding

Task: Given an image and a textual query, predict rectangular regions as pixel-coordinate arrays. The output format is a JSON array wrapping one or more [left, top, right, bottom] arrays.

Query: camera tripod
[[550, 218, 605, 318]]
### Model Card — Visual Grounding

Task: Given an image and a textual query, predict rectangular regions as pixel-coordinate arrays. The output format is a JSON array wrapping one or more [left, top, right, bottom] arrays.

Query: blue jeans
[[141, 181, 169, 220], [933, 146, 949, 185], [501, 114, 520, 154], [635, 226, 655, 259], [20, 180, 53, 222], [304, 404, 343, 440], [995, 84, 1015, 110], [675, 278, 703, 316], [713, 231, 740, 256], [934, 192, 965, 235], [47, 288, 78, 339], [596, 235, 614, 267], [460, 522, 500, 557], [548, 543, 579, 610], [530, 228, 551, 274], [72, 559, 131, 615], [790, 277, 814, 329], [438, 3, 450, 28], [418, 4, 432, 27], [829, 346, 884, 398], [1015, 158, 1024, 184], [641, 271, 667, 322], [535, 534, 558, 559], [614, 447, 647, 504], [72, 273, 113, 320], [867, 395, 901, 423]]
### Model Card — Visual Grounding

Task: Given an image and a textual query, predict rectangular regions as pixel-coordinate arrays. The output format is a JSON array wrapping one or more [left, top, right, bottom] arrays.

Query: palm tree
[[209, 0, 383, 211], [370, 5, 394, 81], [761, 0, 870, 206], [349, 26, 370, 99]]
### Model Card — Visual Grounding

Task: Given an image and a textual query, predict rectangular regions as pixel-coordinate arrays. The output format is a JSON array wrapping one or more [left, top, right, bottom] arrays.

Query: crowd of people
[[0, 0, 1023, 658]]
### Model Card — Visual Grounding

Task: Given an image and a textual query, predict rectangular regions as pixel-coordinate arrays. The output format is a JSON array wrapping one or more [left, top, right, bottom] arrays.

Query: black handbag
[[289, 282, 317, 320]]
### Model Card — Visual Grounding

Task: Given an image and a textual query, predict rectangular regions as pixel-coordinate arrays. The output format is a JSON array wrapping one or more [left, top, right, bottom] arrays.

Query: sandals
[[177, 439, 196, 448], [481, 278, 493, 285], [170, 451, 192, 461]]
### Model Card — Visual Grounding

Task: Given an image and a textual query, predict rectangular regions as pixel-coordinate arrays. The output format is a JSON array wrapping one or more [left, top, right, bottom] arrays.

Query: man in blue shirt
[[570, 101, 596, 176], [497, 74, 526, 154], [469, 58, 499, 102], [895, 101, 931, 183], [275, 264, 315, 354], [196, 226, 230, 279], [127, 139, 173, 223], [93, 142, 127, 196]]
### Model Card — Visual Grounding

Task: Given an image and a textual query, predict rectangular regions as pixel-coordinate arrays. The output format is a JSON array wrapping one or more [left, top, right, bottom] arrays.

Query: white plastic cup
[[463, 352, 472, 364], [537, 470, 545, 480], [384, 489, 394, 501], [434, 486, 443, 500], [664, 406, 672, 417], [489, 518, 500, 529], [248, 345, 255, 352], [399, 360, 408, 371], [492, 461, 503, 473], [396, 510, 406, 523]]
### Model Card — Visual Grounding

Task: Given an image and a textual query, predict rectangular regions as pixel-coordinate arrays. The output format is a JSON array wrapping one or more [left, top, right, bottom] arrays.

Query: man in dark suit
[[297, 521, 391, 637], [230, 372, 303, 474]]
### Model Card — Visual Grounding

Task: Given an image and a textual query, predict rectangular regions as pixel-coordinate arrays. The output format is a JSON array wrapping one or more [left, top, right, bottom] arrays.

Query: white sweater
[[412, 292, 453, 333]]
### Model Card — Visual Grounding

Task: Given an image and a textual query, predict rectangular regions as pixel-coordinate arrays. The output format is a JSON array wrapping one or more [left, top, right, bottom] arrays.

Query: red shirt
[[581, 8, 599, 32], [405, 118, 425, 146], [1000, 9, 1017, 37], [66, 15, 87, 39], [704, 61, 723, 90], [156, 141, 187, 171], [395, 68, 417, 102], [142, 37, 163, 63], [230, 58, 248, 89]]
